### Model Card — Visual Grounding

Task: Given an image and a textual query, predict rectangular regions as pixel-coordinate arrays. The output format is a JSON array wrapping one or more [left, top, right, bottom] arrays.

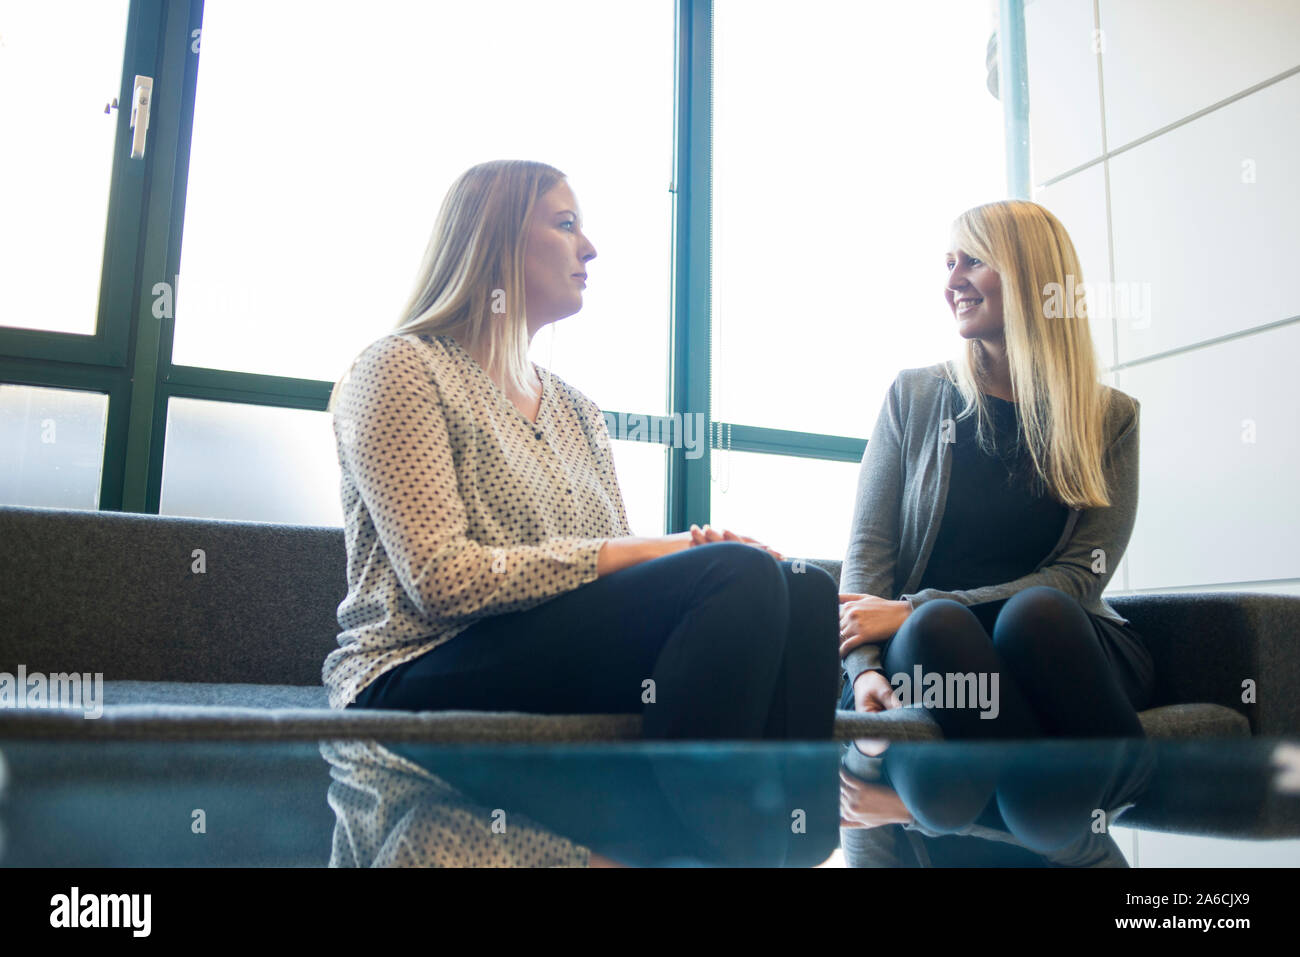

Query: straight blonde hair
[[328, 159, 565, 412], [948, 200, 1126, 508]]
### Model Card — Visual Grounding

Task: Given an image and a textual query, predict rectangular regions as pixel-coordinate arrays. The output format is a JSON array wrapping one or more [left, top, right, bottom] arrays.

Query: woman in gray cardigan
[[837, 200, 1153, 738]]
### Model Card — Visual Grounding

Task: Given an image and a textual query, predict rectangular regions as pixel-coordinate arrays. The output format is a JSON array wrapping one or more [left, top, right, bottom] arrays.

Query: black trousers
[[388, 744, 842, 867], [350, 541, 841, 740], [838, 586, 1155, 739]]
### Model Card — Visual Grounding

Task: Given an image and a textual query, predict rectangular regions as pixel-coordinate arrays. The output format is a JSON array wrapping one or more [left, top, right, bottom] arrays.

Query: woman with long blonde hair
[[837, 200, 1152, 738], [325, 160, 840, 747]]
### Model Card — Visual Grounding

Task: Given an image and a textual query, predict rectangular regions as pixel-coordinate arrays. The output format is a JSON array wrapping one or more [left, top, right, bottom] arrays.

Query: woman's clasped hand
[[687, 523, 784, 561], [837, 593, 911, 655]]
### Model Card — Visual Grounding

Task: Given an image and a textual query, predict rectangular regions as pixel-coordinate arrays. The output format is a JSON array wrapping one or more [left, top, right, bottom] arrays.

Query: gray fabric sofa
[[2, 504, 1296, 741]]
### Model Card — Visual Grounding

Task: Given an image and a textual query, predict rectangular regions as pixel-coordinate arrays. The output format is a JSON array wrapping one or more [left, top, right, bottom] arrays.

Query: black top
[[916, 383, 1070, 593]]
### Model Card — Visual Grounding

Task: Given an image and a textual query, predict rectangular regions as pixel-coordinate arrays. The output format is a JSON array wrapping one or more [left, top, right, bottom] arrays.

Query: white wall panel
[[1026, 0, 1104, 182], [1099, 0, 1300, 146], [1109, 72, 1300, 363], [1119, 323, 1300, 590]]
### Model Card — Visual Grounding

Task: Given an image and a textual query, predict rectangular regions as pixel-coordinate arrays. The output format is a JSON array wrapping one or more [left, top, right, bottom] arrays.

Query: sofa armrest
[[1107, 592, 1300, 736]]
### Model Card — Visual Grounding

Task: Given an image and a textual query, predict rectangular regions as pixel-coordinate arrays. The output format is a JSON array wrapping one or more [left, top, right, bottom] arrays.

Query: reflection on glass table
[[0, 739, 1296, 867], [839, 739, 1300, 867], [322, 740, 839, 868]]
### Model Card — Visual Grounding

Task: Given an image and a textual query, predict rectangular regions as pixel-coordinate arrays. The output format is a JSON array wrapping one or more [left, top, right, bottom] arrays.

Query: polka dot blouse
[[323, 332, 632, 710], [322, 739, 590, 867]]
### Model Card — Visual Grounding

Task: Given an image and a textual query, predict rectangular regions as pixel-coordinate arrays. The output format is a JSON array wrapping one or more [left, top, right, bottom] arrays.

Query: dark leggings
[[880, 742, 1155, 856], [349, 541, 841, 740], [839, 586, 1153, 739]]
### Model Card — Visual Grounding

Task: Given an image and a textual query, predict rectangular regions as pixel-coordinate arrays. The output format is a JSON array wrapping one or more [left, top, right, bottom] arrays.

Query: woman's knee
[[993, 587, 1092, 658], [781, 560, 838, 611], [694, 541, 784, 585], [1002, 586, 1082, 623], [890, 599, 985, 661], [681, 541, 788, 624], [779, 561, 839, 666], [987, 587, 1102, 676]]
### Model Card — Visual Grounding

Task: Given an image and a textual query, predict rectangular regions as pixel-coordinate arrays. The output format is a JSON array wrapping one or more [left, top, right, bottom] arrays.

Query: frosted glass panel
[[710, 450, 861, 562], [159, 398, 342, 526], [0, 0, 129, 334], [713, 0, 1005, 440], [172, 0, 672, 418], [610, 438, 667, 538], [0, 383, 108, 509]]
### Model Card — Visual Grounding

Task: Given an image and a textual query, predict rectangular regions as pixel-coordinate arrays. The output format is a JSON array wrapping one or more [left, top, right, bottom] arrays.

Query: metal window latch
[[129, 74, 153, 159]]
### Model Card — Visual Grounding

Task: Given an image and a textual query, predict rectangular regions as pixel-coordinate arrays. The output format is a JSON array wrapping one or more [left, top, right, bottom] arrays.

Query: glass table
[[2, 736, 1297, 869]]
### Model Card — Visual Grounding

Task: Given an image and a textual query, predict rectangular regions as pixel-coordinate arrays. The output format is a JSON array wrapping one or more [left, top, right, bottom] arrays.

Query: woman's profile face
[[522, 180, 597, 328], [945, 242, 1004, 342]]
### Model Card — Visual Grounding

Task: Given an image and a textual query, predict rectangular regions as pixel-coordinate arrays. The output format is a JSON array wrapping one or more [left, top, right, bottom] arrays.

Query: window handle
[[129, 74, 153, 159]]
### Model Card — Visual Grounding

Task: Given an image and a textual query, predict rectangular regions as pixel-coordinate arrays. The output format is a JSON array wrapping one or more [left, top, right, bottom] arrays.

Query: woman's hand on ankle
[[853, 669, 902, 713], [839, 769, 914, 828]]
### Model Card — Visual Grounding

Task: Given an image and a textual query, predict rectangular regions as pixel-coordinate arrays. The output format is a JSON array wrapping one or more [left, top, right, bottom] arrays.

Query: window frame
[[0, 0, 1028, 531]]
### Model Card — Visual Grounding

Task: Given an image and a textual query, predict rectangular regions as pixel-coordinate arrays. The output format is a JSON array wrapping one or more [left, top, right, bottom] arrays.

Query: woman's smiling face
[[522, 180, 597, 327], [945, 244, 1004, 342]]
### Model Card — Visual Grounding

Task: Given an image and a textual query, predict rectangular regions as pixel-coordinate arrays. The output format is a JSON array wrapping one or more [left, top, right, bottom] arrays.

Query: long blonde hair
[[328, 159, 565, 412], [948, 200, 1126, 508]]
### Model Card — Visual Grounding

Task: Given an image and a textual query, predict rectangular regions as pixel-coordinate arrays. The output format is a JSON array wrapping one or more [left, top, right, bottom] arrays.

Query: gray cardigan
[[841, 361, 1141, 683]]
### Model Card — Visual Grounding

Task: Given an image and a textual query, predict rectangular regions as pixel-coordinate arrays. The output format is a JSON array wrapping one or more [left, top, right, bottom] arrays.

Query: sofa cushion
[[0, 508, 1284, 739], [1108, 592, 1300, 735], [1132, 703, 1250, 738], [832, 702, 1248, 741], [0, 680, 1249, 740], [0, 506, 347, 686], [0, 703, 645, 742], [103, 680, 329, 709], [831, 707, 944, 742]]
